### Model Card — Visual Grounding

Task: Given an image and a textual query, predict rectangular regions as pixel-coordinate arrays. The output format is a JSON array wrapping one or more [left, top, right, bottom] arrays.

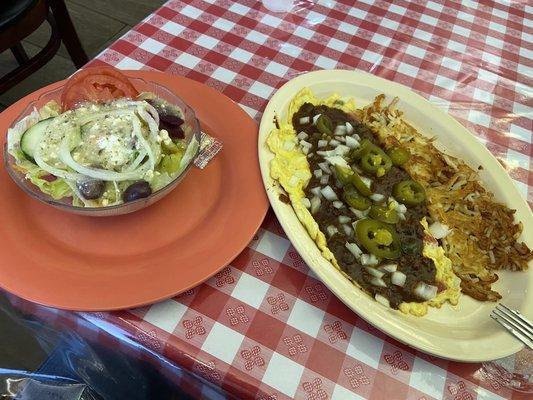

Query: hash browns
[[354, 94, 532, 301]]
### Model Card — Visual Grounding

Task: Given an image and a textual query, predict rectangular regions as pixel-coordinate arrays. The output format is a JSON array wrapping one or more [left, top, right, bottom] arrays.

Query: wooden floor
[[0, 0, 166, 110]]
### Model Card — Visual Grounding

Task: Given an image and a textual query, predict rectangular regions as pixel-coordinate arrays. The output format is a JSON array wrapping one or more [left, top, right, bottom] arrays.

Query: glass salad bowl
[[3, 77, 201, 217]]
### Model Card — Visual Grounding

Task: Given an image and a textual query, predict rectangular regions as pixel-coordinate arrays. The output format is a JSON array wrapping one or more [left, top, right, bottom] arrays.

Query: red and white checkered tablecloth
[[30, 0, 533, 399]]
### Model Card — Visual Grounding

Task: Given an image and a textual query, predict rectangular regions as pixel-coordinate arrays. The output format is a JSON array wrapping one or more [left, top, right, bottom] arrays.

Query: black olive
[[78, 180, 105, 200], [160, 120, 185, 139], [145, 98, 185, 138], [123, 181, 152, 202]]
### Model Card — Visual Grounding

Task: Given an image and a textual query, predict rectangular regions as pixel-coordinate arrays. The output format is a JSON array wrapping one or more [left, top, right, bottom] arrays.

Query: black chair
[[0, 0, 88, 94]]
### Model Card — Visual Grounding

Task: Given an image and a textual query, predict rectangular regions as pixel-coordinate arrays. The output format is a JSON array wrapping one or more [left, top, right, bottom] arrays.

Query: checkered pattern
[[52, 0, 533, 398]]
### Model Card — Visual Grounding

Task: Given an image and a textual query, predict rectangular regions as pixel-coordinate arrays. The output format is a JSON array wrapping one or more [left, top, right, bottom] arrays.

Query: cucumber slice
[[20, 117, 54, 161]]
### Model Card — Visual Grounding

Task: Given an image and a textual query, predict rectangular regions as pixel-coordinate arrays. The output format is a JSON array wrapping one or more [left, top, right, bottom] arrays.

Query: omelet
[[267, 88, 460, 316]]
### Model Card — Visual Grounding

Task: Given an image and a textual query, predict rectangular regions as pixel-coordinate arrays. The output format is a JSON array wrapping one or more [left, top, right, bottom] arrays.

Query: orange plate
[[0, 71, 268, 311]]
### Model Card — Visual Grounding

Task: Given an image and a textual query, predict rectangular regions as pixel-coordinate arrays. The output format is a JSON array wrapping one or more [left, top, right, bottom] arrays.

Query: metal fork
[[490, 303, 533, 349]]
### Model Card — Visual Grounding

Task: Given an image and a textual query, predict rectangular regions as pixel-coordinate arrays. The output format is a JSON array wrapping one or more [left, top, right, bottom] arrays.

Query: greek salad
[[7, 67, 198, 207]]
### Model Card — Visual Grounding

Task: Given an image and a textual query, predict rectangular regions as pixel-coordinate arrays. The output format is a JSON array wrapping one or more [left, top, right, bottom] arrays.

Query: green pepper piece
[[393, 180, 426, 206], [316, 114, 333, 135], [369, 205, 399, 224], [387, 146, 410, 166], [344, 185, 371, 210], [334, 164, 353, 186], [355, 218, 401, 259], [351, 170, 372, 196], [335, 165, 372, 196], [350, 139, 373, 161], [360, 144, 392, 177]]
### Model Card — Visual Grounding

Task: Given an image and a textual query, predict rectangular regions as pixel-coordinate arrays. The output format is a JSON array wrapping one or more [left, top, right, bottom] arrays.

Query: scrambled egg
[[267, 89, 357, 268], [267, 88, 460, 316]]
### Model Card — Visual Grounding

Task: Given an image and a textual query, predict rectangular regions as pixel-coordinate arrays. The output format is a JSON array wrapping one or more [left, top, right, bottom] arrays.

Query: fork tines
[[490, 303, 533, 349]]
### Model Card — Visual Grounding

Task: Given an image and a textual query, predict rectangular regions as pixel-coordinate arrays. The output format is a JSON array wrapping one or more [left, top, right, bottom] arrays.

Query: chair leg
[[11, 43, 30, 65], [48, 0, 88, 68]]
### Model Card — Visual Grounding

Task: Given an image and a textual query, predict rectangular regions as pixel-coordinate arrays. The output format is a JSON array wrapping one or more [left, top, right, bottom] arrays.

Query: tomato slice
[[61, 66, 138, 111]]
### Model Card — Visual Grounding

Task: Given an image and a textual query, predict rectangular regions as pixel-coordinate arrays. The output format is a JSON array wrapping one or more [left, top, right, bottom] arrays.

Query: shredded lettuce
[[13, 152, 73, 200]]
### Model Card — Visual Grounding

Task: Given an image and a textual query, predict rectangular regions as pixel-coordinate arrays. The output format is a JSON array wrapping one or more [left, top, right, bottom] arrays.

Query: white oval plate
[[258, 69, 532, 362]]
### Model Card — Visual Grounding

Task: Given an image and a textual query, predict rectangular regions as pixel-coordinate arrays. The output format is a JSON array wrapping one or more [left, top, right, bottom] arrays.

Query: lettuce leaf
[[13, 153, 73, 200]]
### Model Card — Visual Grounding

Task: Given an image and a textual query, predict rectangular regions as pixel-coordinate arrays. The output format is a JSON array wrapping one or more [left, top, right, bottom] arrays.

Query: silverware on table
[[490, 303, 533, 349]]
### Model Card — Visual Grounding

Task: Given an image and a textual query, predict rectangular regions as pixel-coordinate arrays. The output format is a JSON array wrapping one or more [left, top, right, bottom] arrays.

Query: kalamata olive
[[145, 99, 185, 138], [77, 180, 105, 200], [123, 181, 152, 202], [160, 113, 184, 126]]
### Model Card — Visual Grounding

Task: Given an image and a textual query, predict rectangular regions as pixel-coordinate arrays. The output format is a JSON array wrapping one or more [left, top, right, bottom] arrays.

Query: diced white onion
[[370, 193, 385, 202], [338, 215, 351, 224], [334, 145, 351, 156], [317, 150, 336, 157], [380, 264, 398, 273], [297, 131, 308, 140], [312, 114, 321, 125], [330, 139, 340, 146], [310, 187, 322, 197], [334, 125, 347, 136], [337, 136, 346, 142], [361, 176, 372, 188], [352, 133, 360, 141], [397, 204, 407, 214], [365, 267, 384, 278], [318, 162, 331, 174], [413, 282, 438, 300], [283, 141, 295, 151], [321, 185, 338, 201], [369, 277, 387, 287], [302, 146, 309, 155], [375, 294, 390, 307], [345, 122, 354, 134], [310, 196, 321, 214], [326, 225, 338, 237], [429, 222, 450, 239], [300, 140, 313, 148], [324, 155, 349, 169], [361, 253, 379, 266], [314, 169, 323, 178], [302, 198, 311, 208], [345, 136, 360, 149], [317, 139, 328, 148], [391, 271, 406, 287], [299, 116, 310, 124], [398, 213, 406, 220], [345, 242, 362, 258], [307, 152, 314, 158], [350, 207, 369, 219], [320, 174, 330, 185], [343, 224, 353, 236], [333, 200, 344, 209]]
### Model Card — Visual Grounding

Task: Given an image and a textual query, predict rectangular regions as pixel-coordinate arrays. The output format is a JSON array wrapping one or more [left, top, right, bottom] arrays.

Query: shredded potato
[[356, 95, 532, 301]]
